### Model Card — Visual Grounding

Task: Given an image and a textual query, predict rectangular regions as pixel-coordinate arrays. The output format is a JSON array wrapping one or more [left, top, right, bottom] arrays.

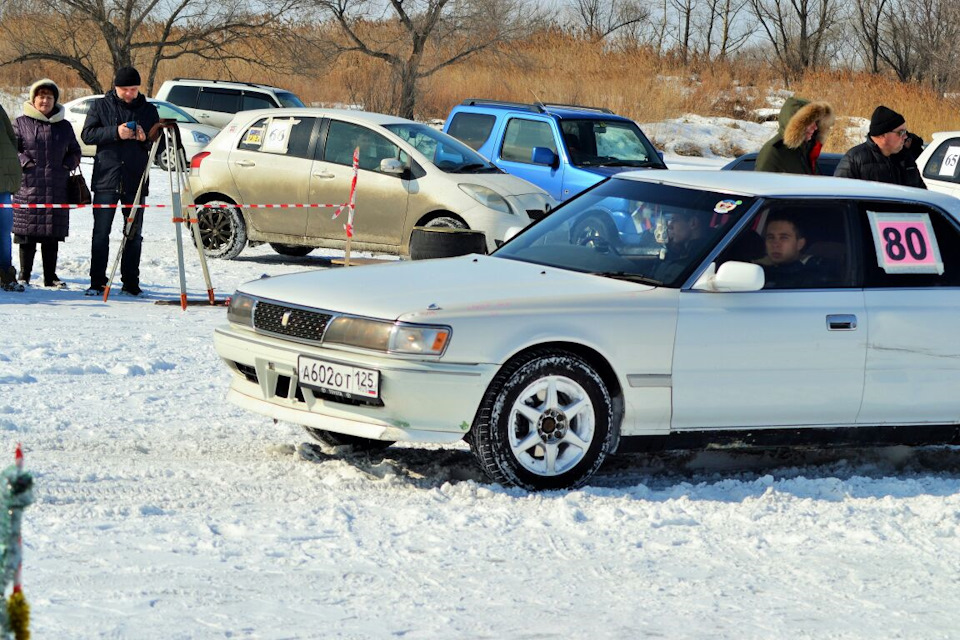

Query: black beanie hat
[[868, 105, 905, 137], [113, 66, 141, 87]]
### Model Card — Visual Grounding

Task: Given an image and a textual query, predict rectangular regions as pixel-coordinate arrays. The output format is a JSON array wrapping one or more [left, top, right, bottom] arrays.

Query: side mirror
[[692, 261, 764, 292], [380, 158, 406, 175], [531, 147, 557, 167]]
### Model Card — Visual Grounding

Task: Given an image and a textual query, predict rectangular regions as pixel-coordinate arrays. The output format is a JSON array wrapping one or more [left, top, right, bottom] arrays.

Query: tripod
[[103, 120, 217, 309]]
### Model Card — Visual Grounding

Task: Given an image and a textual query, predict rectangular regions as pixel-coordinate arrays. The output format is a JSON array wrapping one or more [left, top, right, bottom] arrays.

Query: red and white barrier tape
[[0, 202, 349, 209]]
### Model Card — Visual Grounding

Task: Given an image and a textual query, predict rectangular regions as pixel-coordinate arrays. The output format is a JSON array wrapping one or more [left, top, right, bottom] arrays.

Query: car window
[[384, 122, 492, 173], [165, 85, 199, 109], [560, 119, 659, 167], [717, 201, 857, 289], [496, 179, 753, 287], [242, 93, 275, 111], [500, 118, 556, 163], [921, 137, 960, 184], [236, 116, 317, 159], [275, 91, 305, 108], [198, 89, 241, 114], [858, 202, 960, 287], [323, 120, 403, 173], [447, 112, 496, 151], [152, 102, 196, 124]]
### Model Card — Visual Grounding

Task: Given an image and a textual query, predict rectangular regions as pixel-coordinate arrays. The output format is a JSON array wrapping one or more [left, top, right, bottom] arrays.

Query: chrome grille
[[254, 302, 332, 342]]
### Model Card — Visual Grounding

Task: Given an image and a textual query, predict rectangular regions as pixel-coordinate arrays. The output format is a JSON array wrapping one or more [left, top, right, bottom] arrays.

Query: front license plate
[[298, 356, 380, 400]]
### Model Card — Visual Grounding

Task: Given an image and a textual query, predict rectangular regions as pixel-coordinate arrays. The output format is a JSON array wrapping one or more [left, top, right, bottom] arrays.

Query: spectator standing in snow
[[81, 66, 159, 297], [12, 79, 82, 289], [834, 106, 925, 188], [755, 97, 835, 175], [0, 104, 23, 292]]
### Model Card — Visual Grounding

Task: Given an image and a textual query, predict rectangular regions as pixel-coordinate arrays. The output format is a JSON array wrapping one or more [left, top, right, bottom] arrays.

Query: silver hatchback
[[188, 108, 555, 259]]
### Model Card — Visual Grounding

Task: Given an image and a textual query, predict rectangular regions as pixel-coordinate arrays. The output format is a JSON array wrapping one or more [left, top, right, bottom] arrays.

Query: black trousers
[[18, 240, 59, 285]]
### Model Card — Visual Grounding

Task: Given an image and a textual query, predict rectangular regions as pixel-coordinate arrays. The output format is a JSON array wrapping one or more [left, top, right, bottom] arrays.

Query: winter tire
[[571, 211, 619, 254], [157, 146, 187, 172], [303, 427, 394, 452], [194, 200, 247, 259], [409, 222, 486, 261], [470, 348, 615, 490], [269, 243, 314, 257]]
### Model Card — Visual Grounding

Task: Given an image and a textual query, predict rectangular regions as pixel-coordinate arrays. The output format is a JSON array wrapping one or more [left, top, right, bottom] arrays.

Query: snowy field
[[2, 102, 959, 639]]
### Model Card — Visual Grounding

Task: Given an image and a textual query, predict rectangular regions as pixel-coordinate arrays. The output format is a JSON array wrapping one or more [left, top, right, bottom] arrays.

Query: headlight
[[324, 317, 451, 356], [459, 184, 513, 215], [227, 292, 255, 327], [192, 131, 211, 144]]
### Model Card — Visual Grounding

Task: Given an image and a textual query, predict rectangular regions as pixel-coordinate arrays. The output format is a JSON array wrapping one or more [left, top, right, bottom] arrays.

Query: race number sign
[[262, 118, 298, 154], [938, 146, 960, 178], [867, 211, 944, 275]]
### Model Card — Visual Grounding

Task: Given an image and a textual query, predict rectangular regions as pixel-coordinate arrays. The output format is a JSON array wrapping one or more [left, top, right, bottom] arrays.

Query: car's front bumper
[[214, 325, 498, 443]]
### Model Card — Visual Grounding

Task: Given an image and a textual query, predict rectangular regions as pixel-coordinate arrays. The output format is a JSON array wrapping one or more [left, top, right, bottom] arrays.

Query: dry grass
[[4, 27, 960, 149]]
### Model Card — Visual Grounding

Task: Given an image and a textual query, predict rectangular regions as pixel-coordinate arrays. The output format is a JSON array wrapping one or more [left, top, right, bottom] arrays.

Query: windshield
[[152, 101, 196, 124], [383, 123, 500, 173], [560, 119, 666, 169], [277, 92, 305, 108], [495, 178, 755, 287]]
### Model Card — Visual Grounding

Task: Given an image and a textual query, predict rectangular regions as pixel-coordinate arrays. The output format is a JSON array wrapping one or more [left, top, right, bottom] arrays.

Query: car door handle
[[234, 160, 255, 167], [826, 314, 857, 331], [312, 171, 335, 179]]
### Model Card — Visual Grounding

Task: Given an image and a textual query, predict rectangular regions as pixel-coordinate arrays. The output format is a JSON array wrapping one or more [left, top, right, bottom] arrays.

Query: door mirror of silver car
[[692, 261, 764, 292], [380, 158, 406, 175]]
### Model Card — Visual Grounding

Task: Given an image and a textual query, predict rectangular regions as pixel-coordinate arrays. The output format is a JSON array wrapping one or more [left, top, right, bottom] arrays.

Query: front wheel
[[470, 349, 614, 490], [194, 200, 247, 259]]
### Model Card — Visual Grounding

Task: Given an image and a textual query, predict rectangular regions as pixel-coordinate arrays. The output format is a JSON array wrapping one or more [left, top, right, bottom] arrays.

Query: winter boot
[[18, 245, 35, 287], [1, 266, 24, 292]]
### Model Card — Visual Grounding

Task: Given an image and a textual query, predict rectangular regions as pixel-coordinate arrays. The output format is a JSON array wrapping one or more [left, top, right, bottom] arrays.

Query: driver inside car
[[754, 213, 823, 289]]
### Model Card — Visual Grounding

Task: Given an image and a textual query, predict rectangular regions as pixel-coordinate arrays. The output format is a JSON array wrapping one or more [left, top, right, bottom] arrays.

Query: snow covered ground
[[1, 97, 958, 639]]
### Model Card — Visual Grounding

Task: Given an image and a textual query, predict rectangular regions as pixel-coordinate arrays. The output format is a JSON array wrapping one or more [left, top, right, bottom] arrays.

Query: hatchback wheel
[[157, 146, 187, 171], [194, 200, 247, 259], [269, 243, 314, 257], [470, 348, 614, 490]]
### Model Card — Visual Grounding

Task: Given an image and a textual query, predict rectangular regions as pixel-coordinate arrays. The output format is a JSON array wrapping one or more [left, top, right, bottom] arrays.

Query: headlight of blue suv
[[192, 131, 211, 144], [227, 293, 256, 327], [324, 317, 451, 355], [459, 184, 513, 215]]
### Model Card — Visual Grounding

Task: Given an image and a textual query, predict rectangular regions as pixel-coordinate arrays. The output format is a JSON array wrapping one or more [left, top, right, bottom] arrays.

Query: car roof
[[225, 107, 417, 127], [453, 99, 631, 122], [616, 169, 960, 209], [160, 78, 291, 92]]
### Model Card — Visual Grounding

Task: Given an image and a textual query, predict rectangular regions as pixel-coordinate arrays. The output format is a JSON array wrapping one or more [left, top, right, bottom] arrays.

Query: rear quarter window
[[447, 112, 495, 151], [164, 85, 200, 109], [922, 137, 960, 184]]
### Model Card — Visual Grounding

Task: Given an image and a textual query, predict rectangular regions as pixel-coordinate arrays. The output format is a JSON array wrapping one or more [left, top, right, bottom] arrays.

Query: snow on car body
[[214, 170, 960, 489]]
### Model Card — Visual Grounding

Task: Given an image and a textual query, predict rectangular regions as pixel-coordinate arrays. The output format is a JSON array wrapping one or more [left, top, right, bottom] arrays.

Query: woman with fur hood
[[755, 97, 835, 175], [12, 78, 82, 288]]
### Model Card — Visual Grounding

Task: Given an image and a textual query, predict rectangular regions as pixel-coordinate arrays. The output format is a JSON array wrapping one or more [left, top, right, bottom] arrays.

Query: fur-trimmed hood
[[778, 97, 835, 149]]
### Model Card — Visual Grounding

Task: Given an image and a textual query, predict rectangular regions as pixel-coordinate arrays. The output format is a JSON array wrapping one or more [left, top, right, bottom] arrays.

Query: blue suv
[[443, 99, 667, 203]]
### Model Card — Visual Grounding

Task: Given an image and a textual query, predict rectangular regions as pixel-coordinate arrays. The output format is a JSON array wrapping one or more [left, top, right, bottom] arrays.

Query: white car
[[916, 131, 960, 198], [214, 170, 960, 490], [62, 96, 219, 170], [188, 108, 556, 259]]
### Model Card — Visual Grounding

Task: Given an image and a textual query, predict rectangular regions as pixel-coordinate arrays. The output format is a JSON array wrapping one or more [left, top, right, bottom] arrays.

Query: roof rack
[[459, 98, 614, 115], [171, 77, 270, 89]]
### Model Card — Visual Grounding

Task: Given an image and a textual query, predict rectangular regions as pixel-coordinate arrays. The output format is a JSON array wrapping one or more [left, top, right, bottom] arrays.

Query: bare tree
[[748, 0, 843, 80], [698, 0, 754, 60], [669, 0, 696, 63], [310, 0, 541, 119], [567, 0, 651, 41], [850, 0, 889, 73], [0, 0, 303, 94]]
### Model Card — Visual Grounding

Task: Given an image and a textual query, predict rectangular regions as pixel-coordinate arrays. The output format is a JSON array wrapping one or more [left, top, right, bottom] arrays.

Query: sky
[[1, 90, 957, 639]]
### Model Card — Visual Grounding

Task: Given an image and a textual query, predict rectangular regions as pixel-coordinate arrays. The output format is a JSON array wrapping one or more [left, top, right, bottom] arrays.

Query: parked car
[[721, 151, 844, 175], [915, 131, 960, 198], [188, 108, 555, 259], [443, 99, 666, 203], [213, 170, 960, 490], [154, 78, 305, 128], [62, 96, 219, 170]]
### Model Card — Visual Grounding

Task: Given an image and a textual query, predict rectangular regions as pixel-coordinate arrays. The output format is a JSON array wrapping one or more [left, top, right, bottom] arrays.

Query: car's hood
[[183, 123, 220, 138], [452, 172, 550, 197], [575, 164, 663, 178], [238, 254, 651, 321]]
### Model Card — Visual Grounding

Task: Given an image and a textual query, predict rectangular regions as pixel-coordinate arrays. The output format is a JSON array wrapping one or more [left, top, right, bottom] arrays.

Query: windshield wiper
[[451, 163, 496, 173], [595, 271, 662, 285]]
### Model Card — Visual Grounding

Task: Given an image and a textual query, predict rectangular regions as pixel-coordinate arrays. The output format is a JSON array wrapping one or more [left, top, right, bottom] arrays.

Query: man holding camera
[[81, 66, 160, 296]]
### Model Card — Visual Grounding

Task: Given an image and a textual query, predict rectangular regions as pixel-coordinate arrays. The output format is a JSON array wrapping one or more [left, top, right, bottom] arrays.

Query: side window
[[447, 112, 495, 150], [165, 85, 199, 109], [717, 201, 856, 289], [860, 203, 960, 287], [72, 101, 92, 115], [242, 93, 275, 111], [197, 89, 241, 114], [500, 118, 556, 164], [921, 137, 960, 184], [236, 116, 316, 159], [323, 121, 402, 173]]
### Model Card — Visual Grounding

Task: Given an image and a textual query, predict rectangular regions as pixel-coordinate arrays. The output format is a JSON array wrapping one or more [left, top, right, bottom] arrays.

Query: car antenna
[[530, 90, 547, 113]]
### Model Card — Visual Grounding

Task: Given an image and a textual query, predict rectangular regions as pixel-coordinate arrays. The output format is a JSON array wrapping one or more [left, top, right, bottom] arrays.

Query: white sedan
[[62, 96, 219, 170], [214, 171, 960, 490]]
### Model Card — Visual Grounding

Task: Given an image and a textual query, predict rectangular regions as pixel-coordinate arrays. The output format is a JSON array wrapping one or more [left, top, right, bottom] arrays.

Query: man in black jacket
[[81, 66, 160, 296], [834, 106, 926, 189]]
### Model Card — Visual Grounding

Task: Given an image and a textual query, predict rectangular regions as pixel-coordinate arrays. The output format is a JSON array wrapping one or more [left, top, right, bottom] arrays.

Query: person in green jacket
[[0, 105, 24, 291], [755, 97, 835, 175]]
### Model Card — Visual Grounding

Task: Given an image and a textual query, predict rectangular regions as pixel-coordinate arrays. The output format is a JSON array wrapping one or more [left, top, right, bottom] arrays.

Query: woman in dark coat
[[13, 78, 82, 288]]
